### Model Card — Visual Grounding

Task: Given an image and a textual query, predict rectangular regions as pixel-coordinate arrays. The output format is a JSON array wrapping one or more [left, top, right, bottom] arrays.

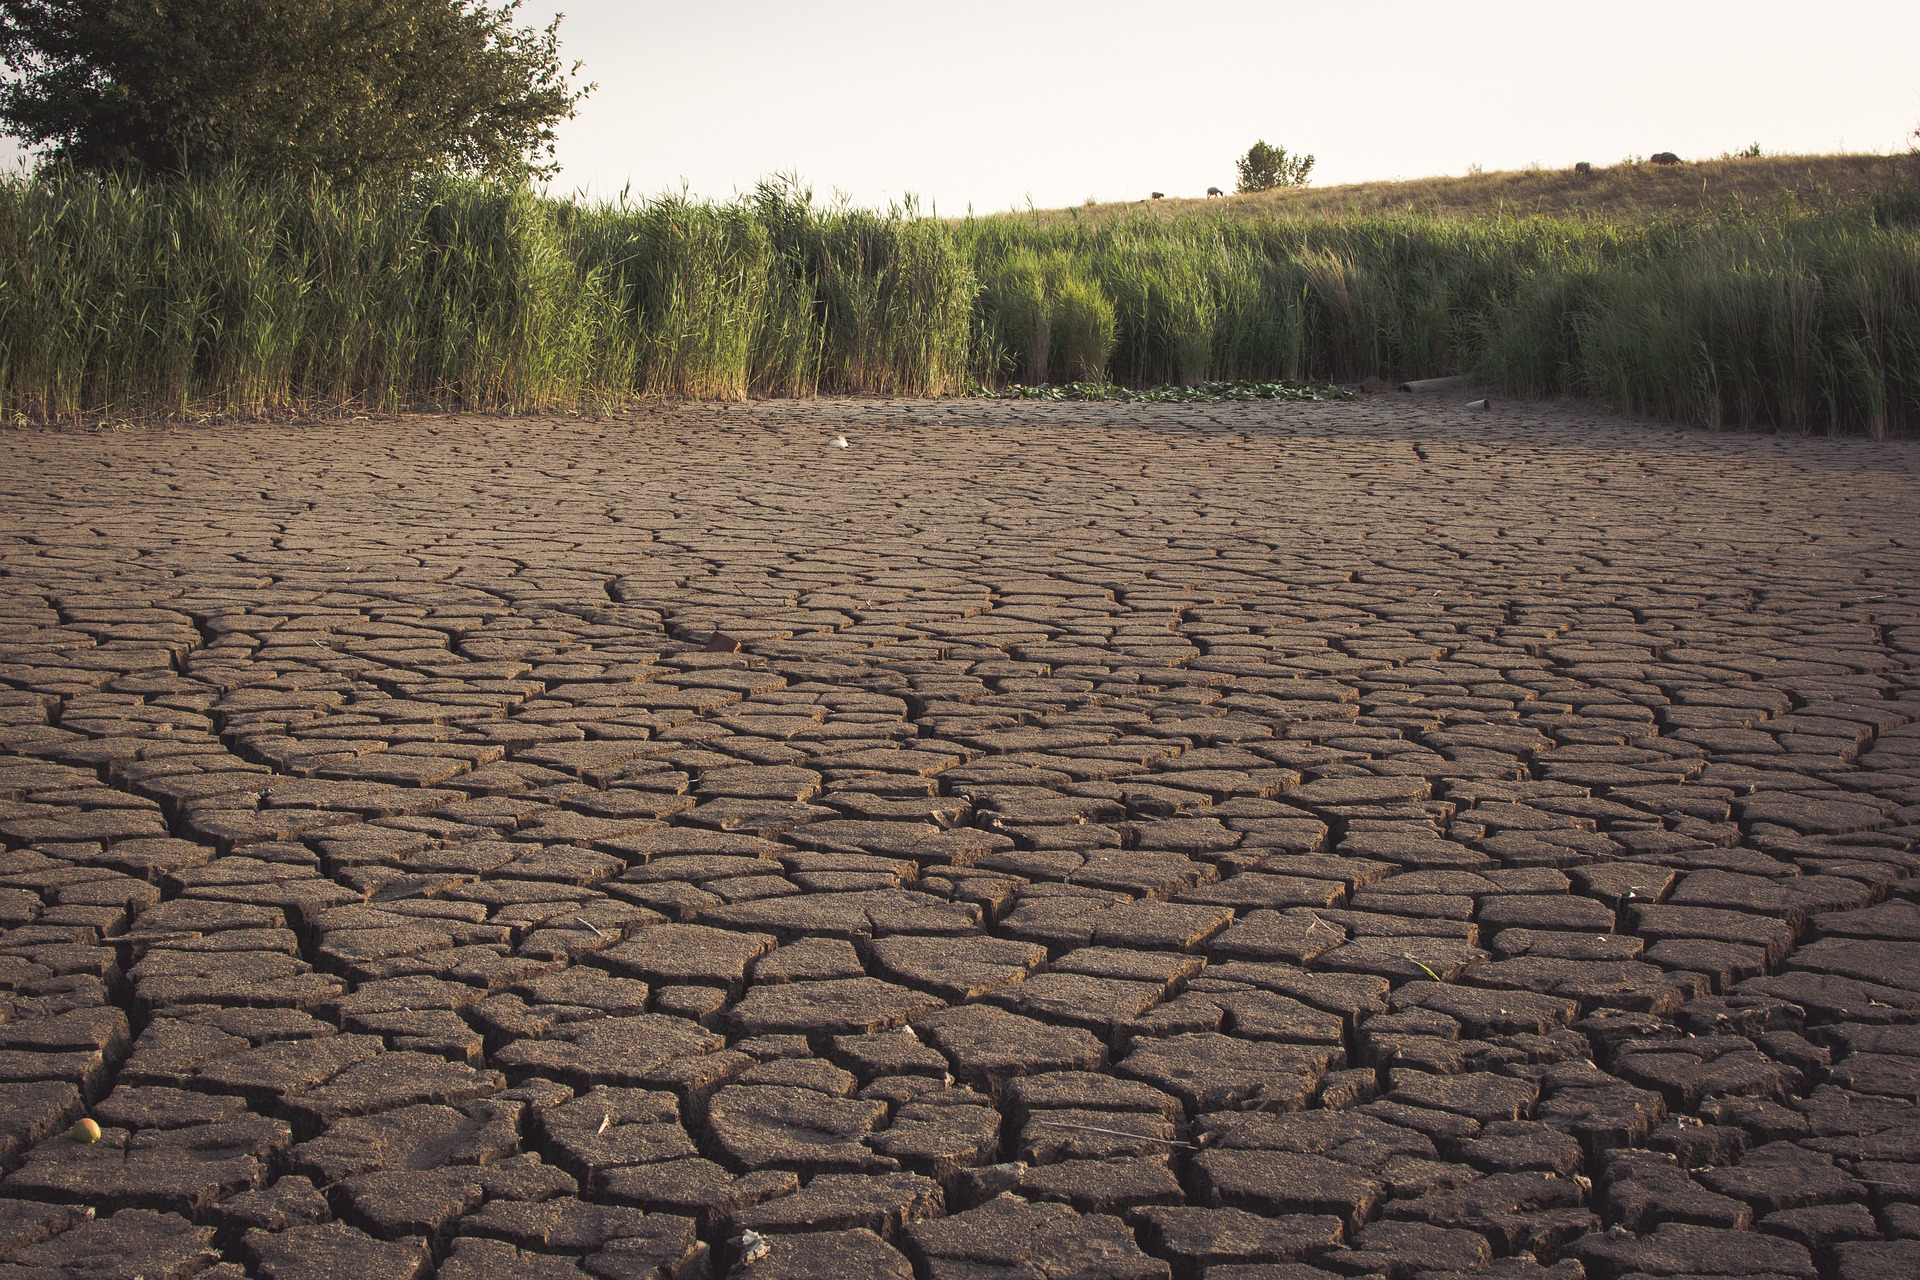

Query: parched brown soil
[[1053, 152, 1897, 221], [1, 396, 1918, 1279]]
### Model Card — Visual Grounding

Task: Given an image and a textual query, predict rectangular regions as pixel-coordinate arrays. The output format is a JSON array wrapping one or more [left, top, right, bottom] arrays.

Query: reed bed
[[0, 169, 1914, 434]]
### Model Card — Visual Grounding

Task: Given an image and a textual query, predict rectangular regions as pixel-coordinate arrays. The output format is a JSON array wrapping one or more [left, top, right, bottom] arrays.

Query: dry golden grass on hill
[[1051, 153, 1893, 222]]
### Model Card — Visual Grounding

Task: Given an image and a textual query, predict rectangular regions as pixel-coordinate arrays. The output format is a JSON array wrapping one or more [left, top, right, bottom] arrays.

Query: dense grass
[[0, 168, 1915, 434]]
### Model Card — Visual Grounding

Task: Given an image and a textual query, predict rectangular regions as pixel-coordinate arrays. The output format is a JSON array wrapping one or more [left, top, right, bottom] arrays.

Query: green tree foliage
[[1235, 140, 1314, 194], [0, 0, 591, 183]]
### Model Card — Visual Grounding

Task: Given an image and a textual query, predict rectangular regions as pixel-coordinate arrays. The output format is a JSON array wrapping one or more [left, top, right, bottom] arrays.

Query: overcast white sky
[[517, 0, 1919, 211], [4, 1, 1915, 209]]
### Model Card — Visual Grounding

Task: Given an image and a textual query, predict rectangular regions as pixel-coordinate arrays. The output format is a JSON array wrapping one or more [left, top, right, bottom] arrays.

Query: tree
[[1235, 140, 1314, 194], [0, 0, 591, 183]]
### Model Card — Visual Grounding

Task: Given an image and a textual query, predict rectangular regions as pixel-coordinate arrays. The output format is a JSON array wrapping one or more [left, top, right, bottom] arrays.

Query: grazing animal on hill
[[1206, 186, 1224, 197], [1151, 191, 1164, 199], [1573, 161, 1593, 175], [1650, 151, 1680, 165]]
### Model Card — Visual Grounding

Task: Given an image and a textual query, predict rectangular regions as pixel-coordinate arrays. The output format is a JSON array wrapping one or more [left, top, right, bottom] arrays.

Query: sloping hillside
[[1056, 153, 1896, 222]]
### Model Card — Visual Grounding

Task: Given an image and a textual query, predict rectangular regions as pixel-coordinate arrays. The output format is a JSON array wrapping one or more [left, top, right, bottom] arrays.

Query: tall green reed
[[978, 247, 1116, 384], [762, 185, 975, 397], [0, 169, 1913, 434]]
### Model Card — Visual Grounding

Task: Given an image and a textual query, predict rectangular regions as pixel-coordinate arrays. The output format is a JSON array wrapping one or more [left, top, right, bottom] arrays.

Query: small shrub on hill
[[1236, 141, 1315, 194]]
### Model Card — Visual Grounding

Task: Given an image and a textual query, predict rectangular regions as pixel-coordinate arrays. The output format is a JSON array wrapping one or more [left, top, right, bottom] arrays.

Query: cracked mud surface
[[1, 396, 1918, 1280]]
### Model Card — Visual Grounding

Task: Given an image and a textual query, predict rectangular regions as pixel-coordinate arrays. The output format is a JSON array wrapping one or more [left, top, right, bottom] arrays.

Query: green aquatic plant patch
[[990, 379, 1352, 403]]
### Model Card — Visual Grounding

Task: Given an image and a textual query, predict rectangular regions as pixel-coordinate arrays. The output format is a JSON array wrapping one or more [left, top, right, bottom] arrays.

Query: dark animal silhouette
[[1573, 161, 1593, 175], [1650, 152, 1680, 165], [1151, 192, 1164, 200], [1206, 186, 1224, 197]]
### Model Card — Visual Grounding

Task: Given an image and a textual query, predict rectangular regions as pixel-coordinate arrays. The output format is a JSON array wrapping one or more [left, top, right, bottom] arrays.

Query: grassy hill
[[1055, 153, 1897, 223]]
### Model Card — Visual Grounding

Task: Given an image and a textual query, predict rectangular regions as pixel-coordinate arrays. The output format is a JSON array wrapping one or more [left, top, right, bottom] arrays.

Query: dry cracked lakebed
[[0, 395, 1918, 1280]]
